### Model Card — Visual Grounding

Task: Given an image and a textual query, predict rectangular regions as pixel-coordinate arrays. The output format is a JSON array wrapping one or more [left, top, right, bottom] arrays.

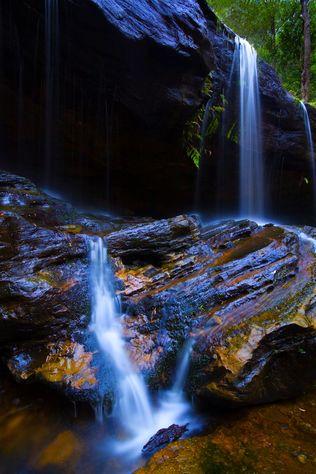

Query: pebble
[[297, 454, 307, 464]]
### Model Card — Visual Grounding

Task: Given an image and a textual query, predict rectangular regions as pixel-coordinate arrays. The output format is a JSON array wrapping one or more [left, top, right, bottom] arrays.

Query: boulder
[[0, 171, 315, 408], [142, 424, 188, 456], [117, 220, 316, 406]]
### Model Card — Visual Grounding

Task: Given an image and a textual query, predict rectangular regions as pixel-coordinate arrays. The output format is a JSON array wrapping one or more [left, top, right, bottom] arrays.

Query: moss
[[138, 435, 255, 473]]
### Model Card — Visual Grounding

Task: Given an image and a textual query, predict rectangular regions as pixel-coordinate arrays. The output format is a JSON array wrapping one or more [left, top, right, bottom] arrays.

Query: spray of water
[[237, 36, 264, 218]]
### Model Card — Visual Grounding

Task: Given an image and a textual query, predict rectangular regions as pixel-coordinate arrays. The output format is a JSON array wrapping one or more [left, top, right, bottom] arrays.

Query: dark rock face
[[0, 0, 213, 216], [0, 171, 315, 407], [1, 1, 314, 222], [142, 424, 188, 456]]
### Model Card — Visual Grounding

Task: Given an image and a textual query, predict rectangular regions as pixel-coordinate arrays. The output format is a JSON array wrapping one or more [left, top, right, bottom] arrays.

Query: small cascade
[[156, 339, 195, 432], [172, 339, 194, 394], [300, 101, 316, 211], [89, 237, 153, 432], [44, 0, 59, 184], [89, 238, 198, 458], [237, 36, 264, 217], [298, 231, 316, 252]]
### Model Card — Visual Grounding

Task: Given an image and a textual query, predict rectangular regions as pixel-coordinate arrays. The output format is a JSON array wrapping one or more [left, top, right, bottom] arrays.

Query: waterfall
[[44, 0, 59, 184], [300, 101, 316, 210], [237, 36, 264, 217], [89, 237, 153, 433], [89, 237, 198, 458]]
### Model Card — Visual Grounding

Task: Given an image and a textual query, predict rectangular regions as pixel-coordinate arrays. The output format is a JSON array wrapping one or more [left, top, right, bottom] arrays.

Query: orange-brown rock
[[138, 387, 316, 473]]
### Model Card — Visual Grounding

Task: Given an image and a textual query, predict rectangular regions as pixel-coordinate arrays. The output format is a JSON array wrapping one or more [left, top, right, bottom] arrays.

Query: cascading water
[[89, 237, 153, 433], [44, 0, 59, 184], [300, 101, 316, 211], [172, 339, 194, 394], [89, 237, 198, 461], [237, 36, 264, 217]]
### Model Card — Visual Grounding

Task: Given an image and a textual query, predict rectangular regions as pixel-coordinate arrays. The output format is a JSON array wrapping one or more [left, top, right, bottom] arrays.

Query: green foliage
[[183, 106, 204, 168], [184, 94, 228, 167], [226, 121, 238, 144], [208, 0, 316, 102]]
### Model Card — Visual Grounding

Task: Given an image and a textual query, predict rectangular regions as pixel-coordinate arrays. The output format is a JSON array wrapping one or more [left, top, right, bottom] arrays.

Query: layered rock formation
[[1, 171, 315, 408], [118, 215, 316, 406]]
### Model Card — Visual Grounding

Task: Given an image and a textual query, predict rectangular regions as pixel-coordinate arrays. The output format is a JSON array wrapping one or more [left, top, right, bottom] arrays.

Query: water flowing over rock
[[300, 101, 316, 212], [89, 236, 153, 430], [237, 37, 264, 218], [197, 15, 316, 224], [0, 0, 314, 221], [118, 218, 316, 406], [0, 172, 315, 408]]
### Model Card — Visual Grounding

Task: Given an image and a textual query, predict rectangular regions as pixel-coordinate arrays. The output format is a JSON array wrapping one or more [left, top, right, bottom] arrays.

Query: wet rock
[[35, 430, 83, 470], [7, 342, 98, 397], [117, 219, 316, 406], [142, 424, 188, 456], [0, 171, 315, 408], [138, 388, 316, 473], [106, 215, 200, 259]]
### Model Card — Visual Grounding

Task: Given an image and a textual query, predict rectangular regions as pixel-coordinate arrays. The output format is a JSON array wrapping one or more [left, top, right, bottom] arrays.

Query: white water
[[300, 101, 316, 210], [297, 231, 316, 252], [237, 37, 264, 218], [90, 238, 153, 433], [89, 237, 197, 459]]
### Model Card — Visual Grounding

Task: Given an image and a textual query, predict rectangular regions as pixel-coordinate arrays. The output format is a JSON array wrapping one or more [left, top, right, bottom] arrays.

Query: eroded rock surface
[[0, 171, 315, 408], [117, 219, 316, 406]]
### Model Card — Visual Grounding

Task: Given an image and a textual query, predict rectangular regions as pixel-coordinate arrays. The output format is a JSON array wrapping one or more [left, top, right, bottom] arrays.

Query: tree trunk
[[301, 0, 311, 102]]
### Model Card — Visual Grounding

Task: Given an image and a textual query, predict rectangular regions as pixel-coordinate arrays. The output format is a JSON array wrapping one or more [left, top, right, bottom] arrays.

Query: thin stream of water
[[45, 0, 59, 184], [300, 101, 316, 212]]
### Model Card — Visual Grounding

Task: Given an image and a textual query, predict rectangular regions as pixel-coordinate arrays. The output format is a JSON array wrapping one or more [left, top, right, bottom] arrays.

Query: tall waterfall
[[237, 37, 264, 217], [44, 0, 59, 183], [89, 237, 153, 433], [300, 101, 316, 210]]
